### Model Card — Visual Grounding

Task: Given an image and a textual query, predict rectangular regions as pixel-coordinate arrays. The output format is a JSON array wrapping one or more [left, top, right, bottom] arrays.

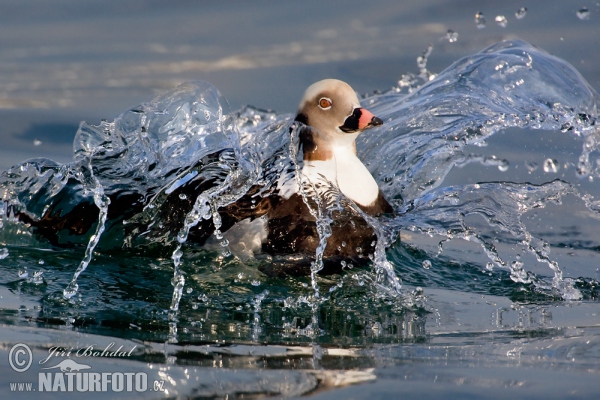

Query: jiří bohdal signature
[[39, 342, 138, 365]]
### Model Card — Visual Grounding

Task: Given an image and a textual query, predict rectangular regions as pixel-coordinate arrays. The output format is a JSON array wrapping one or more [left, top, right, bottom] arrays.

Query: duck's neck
[[300, 133, 379, 208]]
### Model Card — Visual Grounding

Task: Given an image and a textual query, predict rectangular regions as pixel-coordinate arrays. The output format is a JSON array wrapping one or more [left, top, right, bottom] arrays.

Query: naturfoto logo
[[8, 343, 165, 393]]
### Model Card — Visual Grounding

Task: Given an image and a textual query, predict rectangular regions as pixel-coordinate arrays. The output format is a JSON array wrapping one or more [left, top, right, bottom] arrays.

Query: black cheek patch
[[292, 114, 316, 153], [340, 108, 362, 133], [299, 129, 317, 153], [294, 113, 309, 125]]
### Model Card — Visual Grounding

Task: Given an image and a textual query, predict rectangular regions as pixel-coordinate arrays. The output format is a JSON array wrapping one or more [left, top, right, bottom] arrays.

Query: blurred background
[[0, 0, 598, 170]]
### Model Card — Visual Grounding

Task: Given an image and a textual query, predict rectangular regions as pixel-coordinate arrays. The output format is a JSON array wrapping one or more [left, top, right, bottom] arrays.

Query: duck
[[207, 79, 394, 275]]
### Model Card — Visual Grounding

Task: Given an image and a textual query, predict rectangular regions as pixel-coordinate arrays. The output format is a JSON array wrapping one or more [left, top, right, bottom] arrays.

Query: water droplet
[[32, 270, 44, 284], [251, 280, 261, 286], [198, 294, 209, 302], [63, 283, 79, 299], [485, 262, 494, 271], [515, 7, 527, 19], [445, 30, 458, 43], [177, 231, 188, 243], [422, 260, 432, 269], [237, 272, 245, 280], [543, 158, 559, 173], [18, 268, 28, 278], [341, 241, 347, 247], [38, 259, 45, 265], [576, 7, 590, 20], [186, 287, 193, 294], [495, 15, 508, 27], [498, 161, 509, 172], [475, 11, 486, 28], [525, 161, 538, 173], [341, 260, 347, 269], [172, 248, 184, 262], [33, 139, 42, 146], [0, 248, 8, 259], [179, 193, 187, 200]]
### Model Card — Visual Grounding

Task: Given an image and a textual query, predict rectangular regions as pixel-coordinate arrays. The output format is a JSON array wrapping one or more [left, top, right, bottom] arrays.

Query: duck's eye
[[318, 97, 332, 110]]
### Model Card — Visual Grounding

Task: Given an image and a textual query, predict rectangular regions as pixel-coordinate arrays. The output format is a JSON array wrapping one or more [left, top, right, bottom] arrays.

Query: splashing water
[[495, 15, 508, 28], [63, 164, 110, 299], [0, 41, 599, 337], [397, 44, 436, 93], [359, 40, 598, 300], [445, 30, 458, 43], [515, 7, 528, 20], [543, 158, 559, 173], [475, 12, 486, 29], [576, 8, 590, 20]]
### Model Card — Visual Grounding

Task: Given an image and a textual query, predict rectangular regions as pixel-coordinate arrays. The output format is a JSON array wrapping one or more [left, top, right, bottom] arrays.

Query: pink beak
[[357, 108, 383, 130], [340, 107, 383, 133]]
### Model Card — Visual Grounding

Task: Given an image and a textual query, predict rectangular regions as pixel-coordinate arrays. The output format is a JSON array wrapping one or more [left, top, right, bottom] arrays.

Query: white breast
[[301, 146, 379, 207]]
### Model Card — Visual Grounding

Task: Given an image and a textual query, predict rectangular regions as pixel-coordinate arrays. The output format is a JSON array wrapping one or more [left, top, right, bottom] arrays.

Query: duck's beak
[[340, 108, 383, 133], [357, 108, 383, 129]]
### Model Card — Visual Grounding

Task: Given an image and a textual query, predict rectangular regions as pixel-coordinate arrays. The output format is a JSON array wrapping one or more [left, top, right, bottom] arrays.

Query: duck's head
[[295, 79, 383, 152]]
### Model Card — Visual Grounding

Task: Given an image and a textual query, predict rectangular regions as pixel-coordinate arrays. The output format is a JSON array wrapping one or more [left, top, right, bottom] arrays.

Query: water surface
[[1, 1, 600, 398]]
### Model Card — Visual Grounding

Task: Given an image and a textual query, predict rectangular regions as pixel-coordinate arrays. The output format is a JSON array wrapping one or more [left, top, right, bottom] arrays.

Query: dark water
[[1, 1, 600, 398]]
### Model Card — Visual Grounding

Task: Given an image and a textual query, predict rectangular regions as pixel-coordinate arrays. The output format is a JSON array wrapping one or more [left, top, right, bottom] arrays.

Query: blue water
[[1, 41, 600, 394], [1, 2, 600, 398]]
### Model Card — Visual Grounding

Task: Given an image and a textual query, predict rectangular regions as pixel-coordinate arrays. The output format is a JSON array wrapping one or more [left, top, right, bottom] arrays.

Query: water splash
[[543, 158, 559, 173], [576, 8, 590, 20], [63, 163, 110, 299], [1, 41, 598, 320], [495, 15, 508, 28], [397, 45, 436, 93], [360, 40, 598, 300], [166, 144, 258, 340], [475, 12, 486, 29], [515, 7, 528, 20], [287, 122, 339, 332], [445, 30, 458, 43]]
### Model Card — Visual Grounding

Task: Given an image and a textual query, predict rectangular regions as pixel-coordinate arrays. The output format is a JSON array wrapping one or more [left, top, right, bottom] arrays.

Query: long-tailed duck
[[202, 79, 394, 275]]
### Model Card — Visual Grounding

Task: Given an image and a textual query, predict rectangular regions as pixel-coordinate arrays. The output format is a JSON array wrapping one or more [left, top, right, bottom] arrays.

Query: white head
[[295, 79, 382, 160]]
